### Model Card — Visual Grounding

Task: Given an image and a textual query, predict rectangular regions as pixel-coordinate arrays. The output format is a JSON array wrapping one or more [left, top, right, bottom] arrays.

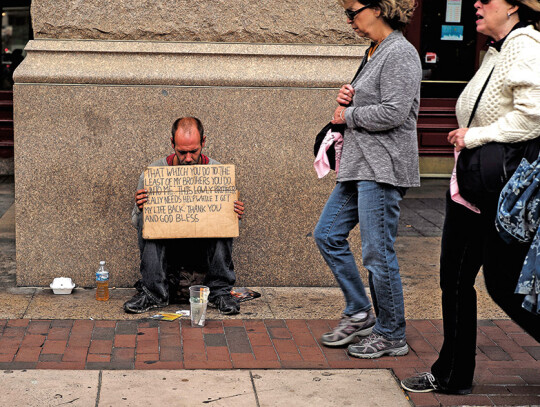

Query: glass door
[[405, 0, 487, 158], [1, 1, 32, 90], [418, 0, 480, 98], [0, 0, 31, 159]]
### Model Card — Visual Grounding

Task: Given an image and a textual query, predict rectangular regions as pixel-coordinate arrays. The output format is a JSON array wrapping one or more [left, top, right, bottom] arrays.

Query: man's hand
[[135, 189, 148, 210], [234, 200, 244, 220], [448, 128, 468, 152]]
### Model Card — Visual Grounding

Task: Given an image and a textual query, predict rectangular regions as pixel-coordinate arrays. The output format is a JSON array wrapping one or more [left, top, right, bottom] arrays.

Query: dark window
[[1, 3, 32, 90], [418, 1, 480, 97]]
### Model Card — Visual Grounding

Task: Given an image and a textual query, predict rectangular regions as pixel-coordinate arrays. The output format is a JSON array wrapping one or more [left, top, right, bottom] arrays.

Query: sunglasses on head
[[344, 3, 371, 20]]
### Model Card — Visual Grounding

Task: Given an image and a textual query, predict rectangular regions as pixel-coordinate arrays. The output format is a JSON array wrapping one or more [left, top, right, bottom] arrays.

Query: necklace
[[367, 30, 392, 60], [367, 42, 380, 60]]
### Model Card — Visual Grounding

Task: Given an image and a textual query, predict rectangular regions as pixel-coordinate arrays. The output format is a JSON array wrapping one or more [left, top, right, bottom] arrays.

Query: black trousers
[[136, 219, 236, 303], [431, 191, 540, 392]]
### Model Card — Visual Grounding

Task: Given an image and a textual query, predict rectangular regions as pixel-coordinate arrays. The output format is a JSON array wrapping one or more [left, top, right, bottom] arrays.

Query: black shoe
[[123, 291, 168, 314], [210, 294, 240, 315], [401, 373, 440, 393], [401, 372, 472, 395]]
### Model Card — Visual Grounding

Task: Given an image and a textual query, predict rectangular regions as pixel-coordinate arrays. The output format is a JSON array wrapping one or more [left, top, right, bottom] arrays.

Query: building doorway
[[406, 0, 487, 174], [0, 0, 32, 161]]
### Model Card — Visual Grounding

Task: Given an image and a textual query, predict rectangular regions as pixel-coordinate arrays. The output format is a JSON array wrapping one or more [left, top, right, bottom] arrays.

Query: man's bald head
[[171, 117, 204, 145], [170, 117, 206, 165]]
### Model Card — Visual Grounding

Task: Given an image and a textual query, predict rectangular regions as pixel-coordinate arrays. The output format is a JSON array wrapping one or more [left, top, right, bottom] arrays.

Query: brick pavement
[[0, 318, 538, 406]]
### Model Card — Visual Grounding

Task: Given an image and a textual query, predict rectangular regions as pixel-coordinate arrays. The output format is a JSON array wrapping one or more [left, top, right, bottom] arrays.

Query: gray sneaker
[[321, 310, 375, 347], [348, 332, 409, 358], [400, 372, 440, 393], [401, 372, 472, 395]]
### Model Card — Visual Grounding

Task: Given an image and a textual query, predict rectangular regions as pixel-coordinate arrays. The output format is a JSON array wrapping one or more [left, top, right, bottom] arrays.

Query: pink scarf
[[314, 128, 344, 178], [450, 149, 480, 213]]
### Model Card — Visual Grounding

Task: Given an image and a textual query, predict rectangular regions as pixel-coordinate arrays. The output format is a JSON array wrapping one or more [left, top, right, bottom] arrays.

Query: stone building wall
[[14, 0, 369, 287]]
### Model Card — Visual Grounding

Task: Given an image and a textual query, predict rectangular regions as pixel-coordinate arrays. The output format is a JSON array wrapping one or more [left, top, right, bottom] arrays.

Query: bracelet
[[339, 108, 345, 121]]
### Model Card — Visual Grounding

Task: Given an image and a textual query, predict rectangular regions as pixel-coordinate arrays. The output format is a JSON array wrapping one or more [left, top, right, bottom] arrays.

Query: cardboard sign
[[142, 164, 238, 239]]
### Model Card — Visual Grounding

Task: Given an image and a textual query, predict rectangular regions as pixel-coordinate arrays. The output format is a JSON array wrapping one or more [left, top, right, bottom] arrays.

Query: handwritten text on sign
[[142, 164, 238, 239]]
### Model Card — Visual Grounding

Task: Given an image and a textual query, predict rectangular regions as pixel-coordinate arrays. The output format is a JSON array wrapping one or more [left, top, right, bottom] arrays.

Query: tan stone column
[[14, 1, 368, 287]]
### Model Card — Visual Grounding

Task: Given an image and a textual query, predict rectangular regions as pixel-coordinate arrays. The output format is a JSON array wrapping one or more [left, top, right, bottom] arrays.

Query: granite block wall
[[14, 40, 367, 287], [31, 0, 358, 44]]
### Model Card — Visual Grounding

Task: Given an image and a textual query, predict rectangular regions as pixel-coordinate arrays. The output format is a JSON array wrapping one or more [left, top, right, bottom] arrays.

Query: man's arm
[[131, 171, 146, 228]]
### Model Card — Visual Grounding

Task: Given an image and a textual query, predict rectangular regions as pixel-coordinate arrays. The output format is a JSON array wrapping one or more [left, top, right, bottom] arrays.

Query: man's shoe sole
[[208, 301, 240, 315], [211, 304, 241, 315], [348, 343, 409, 359], [219, 308, 240, 315], [321, 325, 374, 347], [123, 303, 166, 314]]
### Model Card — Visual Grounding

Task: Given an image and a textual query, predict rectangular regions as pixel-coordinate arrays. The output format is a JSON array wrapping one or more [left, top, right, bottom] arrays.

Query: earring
[[507, 12, 511, 18]]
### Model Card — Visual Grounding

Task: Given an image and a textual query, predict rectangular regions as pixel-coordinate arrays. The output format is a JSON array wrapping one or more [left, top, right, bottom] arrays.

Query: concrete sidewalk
[[0, 177, 539, 406], [0, 369, 410, 407]]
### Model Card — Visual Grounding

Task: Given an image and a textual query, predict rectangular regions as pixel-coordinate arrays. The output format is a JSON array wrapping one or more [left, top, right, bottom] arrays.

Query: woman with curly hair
[[314, 0, 421, 359]]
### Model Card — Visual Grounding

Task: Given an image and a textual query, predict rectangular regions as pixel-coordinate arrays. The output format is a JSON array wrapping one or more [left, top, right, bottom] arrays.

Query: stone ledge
[[15, 40, 367, 88]]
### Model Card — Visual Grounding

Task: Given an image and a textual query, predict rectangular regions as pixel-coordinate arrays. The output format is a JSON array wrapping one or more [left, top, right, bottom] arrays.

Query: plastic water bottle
[[96, 261, 109, 301]]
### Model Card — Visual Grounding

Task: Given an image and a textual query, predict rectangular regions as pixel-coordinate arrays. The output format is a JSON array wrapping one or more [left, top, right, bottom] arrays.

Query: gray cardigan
[[340, 30, 421, 187], [131, 156, 219, 228]]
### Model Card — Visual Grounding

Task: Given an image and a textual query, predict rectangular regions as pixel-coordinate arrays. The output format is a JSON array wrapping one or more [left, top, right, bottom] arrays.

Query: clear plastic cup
[[189, 285, 210, 327]]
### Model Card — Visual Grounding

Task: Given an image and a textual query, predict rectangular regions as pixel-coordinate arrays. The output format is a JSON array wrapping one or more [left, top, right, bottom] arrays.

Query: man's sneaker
[[123, 291, 168, 314], [321, 310, 376, 347], [210, 293, 240, 315], [347, 332, 409, 358], [400, 372, 440, 393]]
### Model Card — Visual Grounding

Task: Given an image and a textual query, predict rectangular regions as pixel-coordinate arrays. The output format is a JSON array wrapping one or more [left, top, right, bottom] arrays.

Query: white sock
[[351, 311, 368, 319]]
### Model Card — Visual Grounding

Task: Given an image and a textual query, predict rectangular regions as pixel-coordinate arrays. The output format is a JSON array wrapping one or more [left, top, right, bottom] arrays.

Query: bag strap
[[467, 67, 494, 128], [339, 45, 372, 107], [351, 46, 371, 83]]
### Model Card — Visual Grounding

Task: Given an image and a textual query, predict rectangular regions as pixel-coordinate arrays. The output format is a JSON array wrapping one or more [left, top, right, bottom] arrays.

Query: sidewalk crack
[[249, 370, 261, 407], [21, 288, 37, 318], [95, 370, 103, 407]]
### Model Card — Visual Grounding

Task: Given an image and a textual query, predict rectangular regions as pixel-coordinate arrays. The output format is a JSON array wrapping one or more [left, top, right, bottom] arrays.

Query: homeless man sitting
[[124, 117, 245, 315]]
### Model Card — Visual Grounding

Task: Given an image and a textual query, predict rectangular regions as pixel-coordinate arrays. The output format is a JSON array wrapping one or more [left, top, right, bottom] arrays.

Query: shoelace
[[359, 332, 380, 343], [419, 372, 438, 387]]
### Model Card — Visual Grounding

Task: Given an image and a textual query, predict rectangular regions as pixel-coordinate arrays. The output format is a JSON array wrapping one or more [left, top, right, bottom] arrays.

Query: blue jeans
[[314, 181, 406, 340], [136, 217, 236, 303]]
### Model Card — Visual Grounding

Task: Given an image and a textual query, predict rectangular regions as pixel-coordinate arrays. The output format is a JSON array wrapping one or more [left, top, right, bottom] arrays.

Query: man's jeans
[[314, 181, 406, 340], [136, 218, 236, 303]]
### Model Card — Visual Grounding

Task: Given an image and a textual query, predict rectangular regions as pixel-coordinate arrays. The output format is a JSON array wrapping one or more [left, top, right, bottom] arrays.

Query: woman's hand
[[337, 84, 355, 106], [331, 106, 347, 125], [448, 128, 468, 152]]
